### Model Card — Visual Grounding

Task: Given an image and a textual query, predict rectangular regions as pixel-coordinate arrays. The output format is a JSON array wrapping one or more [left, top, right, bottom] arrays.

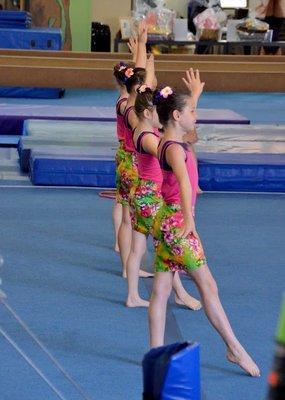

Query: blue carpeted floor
[[0, 188, 284, 400], [0, 89, 284, 399]]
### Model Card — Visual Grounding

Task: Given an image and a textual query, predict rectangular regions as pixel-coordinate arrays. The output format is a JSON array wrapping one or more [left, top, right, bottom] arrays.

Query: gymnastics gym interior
[[0, 0, 284, 399]]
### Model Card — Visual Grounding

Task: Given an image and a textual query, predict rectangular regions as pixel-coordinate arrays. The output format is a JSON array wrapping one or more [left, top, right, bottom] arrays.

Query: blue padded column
[[143, 342, 200, 400]]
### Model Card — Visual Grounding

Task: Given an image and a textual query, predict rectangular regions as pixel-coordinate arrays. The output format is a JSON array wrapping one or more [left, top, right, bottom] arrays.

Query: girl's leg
[[190, 264, 260, 377], [148, 272, 173, 348], [118, 205, 132, 278], [118, 205, 154, 279], [112, 201, 122, 252], [126, 230, 150, 307], [172, 272, 202, 311]]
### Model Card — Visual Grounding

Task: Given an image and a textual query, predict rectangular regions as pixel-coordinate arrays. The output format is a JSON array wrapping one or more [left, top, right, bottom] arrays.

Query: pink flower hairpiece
[[160, 86, 173, 98], [125, 68, 134, 78]]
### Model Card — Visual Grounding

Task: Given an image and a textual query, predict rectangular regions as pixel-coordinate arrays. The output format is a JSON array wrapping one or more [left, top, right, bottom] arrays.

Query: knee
[[121, 210, 131, 225], [152, 282, 172, 301]]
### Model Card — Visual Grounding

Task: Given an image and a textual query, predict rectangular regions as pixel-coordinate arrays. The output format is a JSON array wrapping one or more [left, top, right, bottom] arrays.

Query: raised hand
[[127, 35, 138, 61], [182, 68, 205, 100]]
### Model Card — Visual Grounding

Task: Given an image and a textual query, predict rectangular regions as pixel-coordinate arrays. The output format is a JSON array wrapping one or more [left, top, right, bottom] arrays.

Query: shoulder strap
[[123, 106, 135, 130], [159, 141, 187, 171], [136, 131, 157, 154], [116, 97, 127, 116]]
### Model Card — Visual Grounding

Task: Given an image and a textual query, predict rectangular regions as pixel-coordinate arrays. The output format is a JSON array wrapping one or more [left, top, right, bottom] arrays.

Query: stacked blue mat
[[0, 11, 31, 29], [0, 11, 63, 99], [19, 119, 117, 187], [21, 119, 285, 192]]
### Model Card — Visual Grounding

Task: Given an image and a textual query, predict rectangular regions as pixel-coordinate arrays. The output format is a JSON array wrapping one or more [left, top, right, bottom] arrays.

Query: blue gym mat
[[0, 105, 249, 135], [30, 153, 116, 187], [0, 189, 284, 400], [0, 27, 62, 50]]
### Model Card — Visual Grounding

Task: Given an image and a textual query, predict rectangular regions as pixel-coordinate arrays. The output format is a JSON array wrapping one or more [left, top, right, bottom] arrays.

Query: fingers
[[182, 77, 191, 90], [177, 226, 192, 238], [187, 68, 201, 83], [195, 68, 200, 81]]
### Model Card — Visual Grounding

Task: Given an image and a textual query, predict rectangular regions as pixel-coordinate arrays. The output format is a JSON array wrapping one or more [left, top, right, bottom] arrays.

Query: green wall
[[70, 0, 92, 51]]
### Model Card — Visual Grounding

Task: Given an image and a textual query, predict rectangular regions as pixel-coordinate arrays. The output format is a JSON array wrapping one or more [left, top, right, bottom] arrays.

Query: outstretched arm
[[182, 68, 205, 108], [135, 19, 147, 69], [126, 20, 148, 129], [127, 35, 138, 63]]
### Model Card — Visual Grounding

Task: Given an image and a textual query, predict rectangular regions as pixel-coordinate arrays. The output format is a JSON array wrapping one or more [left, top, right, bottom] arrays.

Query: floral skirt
[[152, 203, 206, 273], [116, 150, 139, 205], [130, 179, 163, 235]]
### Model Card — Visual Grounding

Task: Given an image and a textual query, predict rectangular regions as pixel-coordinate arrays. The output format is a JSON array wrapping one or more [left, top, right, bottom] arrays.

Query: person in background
[[255, 0, 285, 55]]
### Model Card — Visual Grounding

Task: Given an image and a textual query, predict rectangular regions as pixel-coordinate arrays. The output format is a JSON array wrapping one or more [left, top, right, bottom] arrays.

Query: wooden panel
[[0, 55, 284, 72], [0, 49, 284, 63], [0, 65, 284, 91]]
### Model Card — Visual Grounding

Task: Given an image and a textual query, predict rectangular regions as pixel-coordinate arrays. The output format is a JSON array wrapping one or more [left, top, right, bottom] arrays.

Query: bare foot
[[175, 293, 202, 311], [122, 269, 153, 279], [139, 269, 154, 278], [227, 347, 260, 377], [126, 297, 150, 308]]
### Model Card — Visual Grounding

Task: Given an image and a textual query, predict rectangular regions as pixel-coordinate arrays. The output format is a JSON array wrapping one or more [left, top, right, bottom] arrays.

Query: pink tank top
[[159, 141, 198, 210], [116, 97, 127, 141], [134, 128, 163, 187], [123, 106, 136, 152]]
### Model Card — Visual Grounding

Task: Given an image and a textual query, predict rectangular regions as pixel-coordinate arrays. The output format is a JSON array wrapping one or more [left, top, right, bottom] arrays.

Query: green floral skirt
[[130, 179, 163, 235], [152, 203, 206, 273], [116, 149, 139, 205]]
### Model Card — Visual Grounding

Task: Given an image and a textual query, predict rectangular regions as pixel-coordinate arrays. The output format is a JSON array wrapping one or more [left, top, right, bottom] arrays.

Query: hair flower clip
[[160, 86, 173, 98], [138, 84, 148, 93], [125, 68, 134, 78]]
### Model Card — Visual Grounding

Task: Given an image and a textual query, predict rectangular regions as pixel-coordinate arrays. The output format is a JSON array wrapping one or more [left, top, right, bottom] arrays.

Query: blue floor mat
[[0, 189, 284, 400], [0, 90, 284, 124]]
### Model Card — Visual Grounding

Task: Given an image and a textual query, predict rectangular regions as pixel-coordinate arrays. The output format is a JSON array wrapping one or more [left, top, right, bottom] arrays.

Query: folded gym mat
[[20, 143, 117, 173], [0, 28, 62, 50], [18, 135, 117, 172], [0, 106, 249, 135], [0, 87, 64, 99], [198, 152, 285, 192], [23, 119, 117, 137], [30, 154, 116, 187]]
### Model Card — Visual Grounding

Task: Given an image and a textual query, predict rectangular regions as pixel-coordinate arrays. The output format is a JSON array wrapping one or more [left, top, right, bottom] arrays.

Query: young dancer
[[126, 57, 201, 311], [112, 37, 138, 252], [148, 70, 260, 377], [117, 20, 152, 279]]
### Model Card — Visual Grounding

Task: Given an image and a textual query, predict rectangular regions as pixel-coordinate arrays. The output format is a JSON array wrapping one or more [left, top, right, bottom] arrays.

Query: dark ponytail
[[125, 67, 146, 93], [153, 87, 188, 127], [134, 86, 154, 118], [113, 62, 134, 87]]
